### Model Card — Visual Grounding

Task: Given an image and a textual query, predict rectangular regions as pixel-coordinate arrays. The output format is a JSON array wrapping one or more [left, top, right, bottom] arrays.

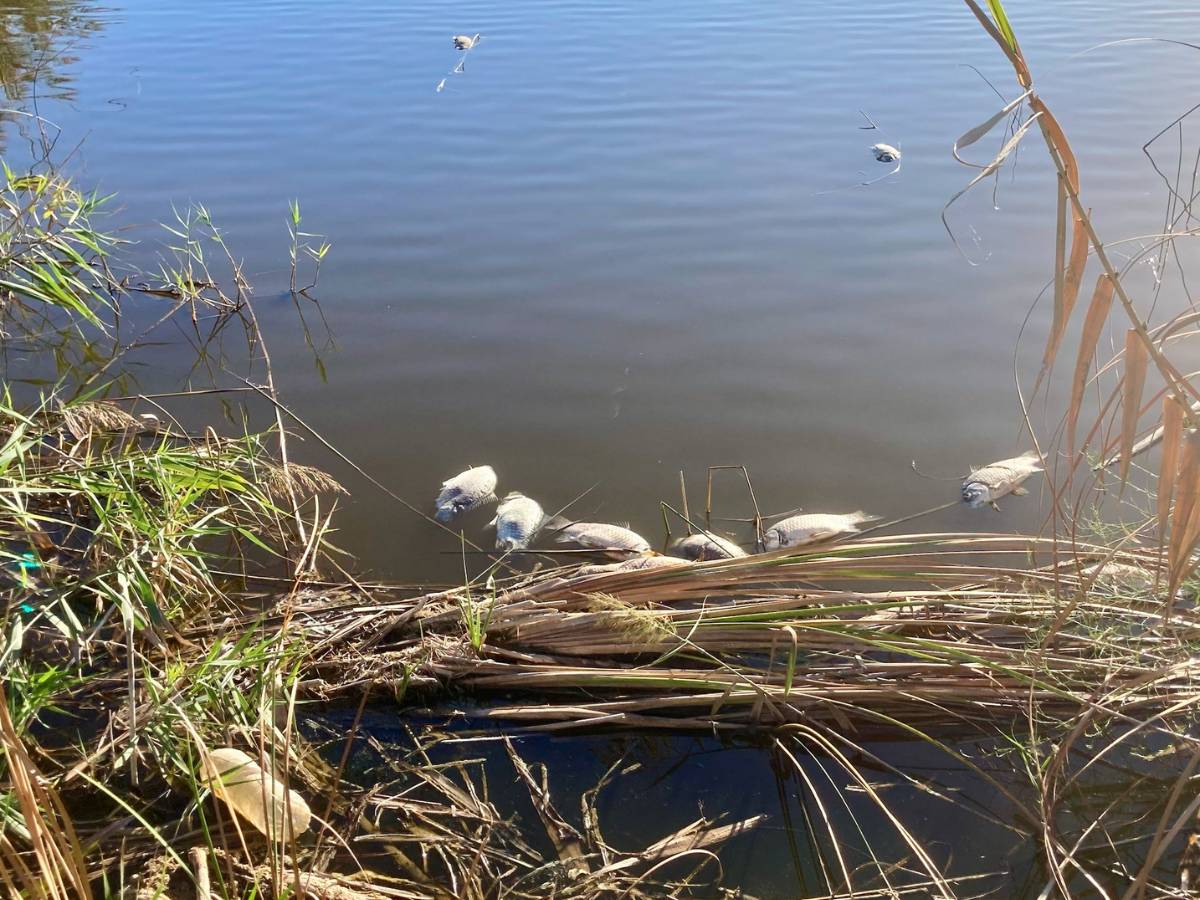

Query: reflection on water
[[0, 1, 102, 128]]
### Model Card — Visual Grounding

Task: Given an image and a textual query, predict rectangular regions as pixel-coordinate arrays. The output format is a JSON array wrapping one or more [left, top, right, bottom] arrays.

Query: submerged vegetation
[[3, 1, 1200, 897]]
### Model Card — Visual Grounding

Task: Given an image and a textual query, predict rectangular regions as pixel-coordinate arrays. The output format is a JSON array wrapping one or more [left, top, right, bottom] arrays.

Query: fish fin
[[541, 514, 572, 534], [989, 501, 1001, 511], [1011, 486, 1028, 496], [851, 511, 882, 524], [485, 515, 498, 528]]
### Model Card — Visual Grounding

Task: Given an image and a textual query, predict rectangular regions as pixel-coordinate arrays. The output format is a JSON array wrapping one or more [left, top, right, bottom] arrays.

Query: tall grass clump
[[0, 149, 357, 898]]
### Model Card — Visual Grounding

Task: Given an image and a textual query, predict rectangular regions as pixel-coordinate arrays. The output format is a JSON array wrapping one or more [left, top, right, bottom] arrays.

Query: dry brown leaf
[[1046, 214, 1089, 369], [1067, 273, 1115, 451], [1168, 432, 1200, 593], [1119, 329, 1151, 486], [1157, 396, 1186, 549]]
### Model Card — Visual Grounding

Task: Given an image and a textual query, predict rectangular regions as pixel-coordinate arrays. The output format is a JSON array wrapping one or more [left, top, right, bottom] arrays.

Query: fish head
[[961, 482, 990, 508], [762, 528, 783, 551]]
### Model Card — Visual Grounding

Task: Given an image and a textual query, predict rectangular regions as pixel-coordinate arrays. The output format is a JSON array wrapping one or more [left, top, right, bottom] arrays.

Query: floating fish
[[961, 451, 1042, 510], [872, 143, 901, 163], [487, 492, 546, 551], [578, 555, 691, 576], [763, 512, 878, 550], [453, 34, 479, 50], [1081, 561, 1153, 592], [554, 522, 651, 557], [435, 465, 498, 522], [199, 747, 311, 844], [669, 532, 747, 561]]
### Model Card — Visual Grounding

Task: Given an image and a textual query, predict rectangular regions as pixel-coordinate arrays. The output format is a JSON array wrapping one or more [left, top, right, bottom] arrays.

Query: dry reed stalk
[[0, 686, 90, 900]]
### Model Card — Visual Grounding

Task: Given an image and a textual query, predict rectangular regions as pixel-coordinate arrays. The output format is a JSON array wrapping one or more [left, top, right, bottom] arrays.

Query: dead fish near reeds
[[872, 143, 901, 162], [435, 465, 498, 522], [554, 522, 650, 558], [762, 512, 878, 550], [577, 554, 691, 576], [669, 532, 747, 561], [487, 491, 545, 551], [961, 451, 1042, 510], [453, 34, 480, 50]]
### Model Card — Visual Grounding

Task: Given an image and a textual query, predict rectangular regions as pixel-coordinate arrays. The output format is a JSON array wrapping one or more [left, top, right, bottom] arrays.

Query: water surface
[[19, 0, 1196, 580]]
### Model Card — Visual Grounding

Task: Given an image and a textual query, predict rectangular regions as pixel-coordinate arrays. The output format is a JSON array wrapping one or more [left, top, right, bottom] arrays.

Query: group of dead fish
[[434, 451, 1042, 572], [190, 451, 1042, 843]]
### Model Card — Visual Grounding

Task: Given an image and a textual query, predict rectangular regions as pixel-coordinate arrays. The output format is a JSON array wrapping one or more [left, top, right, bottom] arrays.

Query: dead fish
[[578, 555, 691, 576], [962, 451, 1042, 510], [554, 522, 651, 557], [669, 532, 747, 561], [872, 143, 901, 162], [435, 465, 497, 522], [487, 491, 545, 551], [763, 512, 878, 550], [453, 34, 479, 50], [1081, 561, 1154, 592]]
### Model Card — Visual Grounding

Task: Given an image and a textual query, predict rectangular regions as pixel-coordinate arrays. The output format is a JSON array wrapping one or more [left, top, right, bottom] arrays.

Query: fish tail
[[1018, 450, 1045, 470]]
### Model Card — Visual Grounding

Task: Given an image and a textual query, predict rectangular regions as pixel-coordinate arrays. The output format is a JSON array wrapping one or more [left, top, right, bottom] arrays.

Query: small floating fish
[[961, 451, 1042, 510], [871, 143, 901, 163], [435, 465, 498, 522], [554, 522, 651, 558], [453, 34, 479, 50], [578, 555, 690, 576], [669, 532, 747, 561], [763, 512, 878, 551], [487, 491, 545, 551]]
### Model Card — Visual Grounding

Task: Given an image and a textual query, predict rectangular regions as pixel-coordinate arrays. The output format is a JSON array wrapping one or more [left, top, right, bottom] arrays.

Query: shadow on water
[[307, 707, 1190, 897]]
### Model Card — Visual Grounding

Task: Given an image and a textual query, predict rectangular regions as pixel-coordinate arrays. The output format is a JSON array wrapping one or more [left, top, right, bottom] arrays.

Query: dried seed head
[[59, 401, 139, 439], [261, 462, 346, 499], [585, 593, 675, 642]]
